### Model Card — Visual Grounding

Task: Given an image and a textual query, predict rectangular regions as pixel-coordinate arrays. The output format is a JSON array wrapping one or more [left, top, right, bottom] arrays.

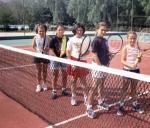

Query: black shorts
[[33, 57, 50, 64], [123, 68, 140, 80], [123, 68, 140, 73]]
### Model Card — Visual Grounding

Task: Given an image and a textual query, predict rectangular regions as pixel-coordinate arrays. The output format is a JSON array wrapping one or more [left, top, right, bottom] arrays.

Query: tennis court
[[0, 34, 150, 128]]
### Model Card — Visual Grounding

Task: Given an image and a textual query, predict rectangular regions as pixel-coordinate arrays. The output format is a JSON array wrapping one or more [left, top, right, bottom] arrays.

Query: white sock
[[72, 93, 76, 97], [52, 89, 56, 92], [98, 99, 104, 104], [132, 101, 138, 106], [87, 104, 92, 110], [62, 88, 66, 91]]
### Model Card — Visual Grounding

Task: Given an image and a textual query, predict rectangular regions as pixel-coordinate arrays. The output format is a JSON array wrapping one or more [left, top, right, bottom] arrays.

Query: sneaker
[[62, 89, 69, 96], [84, 96, 88, 106], [132, 103, 144, 114], [42, 84, 48, 91], [36, 84, 42, 92], [71, 96, 77, 106], [51, 91, 57, 99], [97, 102, 109, 110], [117, 106, 125, 116], [86, 108, 96, 119]]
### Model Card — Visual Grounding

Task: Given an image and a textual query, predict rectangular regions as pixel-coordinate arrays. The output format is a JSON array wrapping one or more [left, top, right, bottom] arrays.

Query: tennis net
[[0, 44, 150, 128]]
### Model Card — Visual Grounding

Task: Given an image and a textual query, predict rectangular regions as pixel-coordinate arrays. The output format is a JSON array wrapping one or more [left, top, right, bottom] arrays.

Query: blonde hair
[[127, 31, 137, 38]]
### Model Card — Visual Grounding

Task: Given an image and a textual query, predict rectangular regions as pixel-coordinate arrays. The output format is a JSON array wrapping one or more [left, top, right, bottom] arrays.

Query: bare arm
[[121, 46, 140, 69], [66, 50, 71, 59], [49, 48, 56, 56], [92, 52, 101, 65], [32, 37, 36, 52], [134, 51, 143, 64]]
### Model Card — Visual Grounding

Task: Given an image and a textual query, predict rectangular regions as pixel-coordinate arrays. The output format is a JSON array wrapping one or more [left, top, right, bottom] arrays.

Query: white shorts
[[91, 62, 107, 78], [49, 61, 66, 70]]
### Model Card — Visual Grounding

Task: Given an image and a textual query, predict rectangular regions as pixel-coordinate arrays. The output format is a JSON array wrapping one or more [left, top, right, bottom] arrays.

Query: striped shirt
[[124, 45, 139, 70]]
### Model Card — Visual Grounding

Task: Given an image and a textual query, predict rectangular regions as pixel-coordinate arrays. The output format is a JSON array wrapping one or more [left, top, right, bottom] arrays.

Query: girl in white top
[[32, 24, 51, 92], [67, 35, 87, 60], [121, 32, 142, 71], [67, 23, 89, 106], [117, 31, 144, 116]]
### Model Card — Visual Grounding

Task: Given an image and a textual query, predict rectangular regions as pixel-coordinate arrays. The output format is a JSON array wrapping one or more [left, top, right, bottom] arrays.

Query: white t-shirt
[[67, 36, 87, 60]]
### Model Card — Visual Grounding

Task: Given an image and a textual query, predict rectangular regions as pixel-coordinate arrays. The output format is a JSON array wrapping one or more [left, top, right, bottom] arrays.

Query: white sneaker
[[97, 102, 109, 110], [36, 84, 42, 92], [42, 84, 48, 91], [86, 108, 96, 119], [71, 96, 77, 106]]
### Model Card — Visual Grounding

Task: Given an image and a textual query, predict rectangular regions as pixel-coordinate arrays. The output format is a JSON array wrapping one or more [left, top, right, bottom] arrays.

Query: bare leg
[[130, 79, 138, 102], [79, 76, 88, 97], [61, 69, 67, 89], [71, 77, 77, 96], [97, 77, 105, 104], [43, 63, 48, 84], [119, 78, 130, 104], [87, 77, 99, 105], [36, 63, 42, 85], [52, 69, 59, 91]]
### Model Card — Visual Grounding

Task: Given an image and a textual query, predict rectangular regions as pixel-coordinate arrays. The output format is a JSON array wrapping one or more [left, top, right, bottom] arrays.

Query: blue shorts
[[49, 61, 66, 70]]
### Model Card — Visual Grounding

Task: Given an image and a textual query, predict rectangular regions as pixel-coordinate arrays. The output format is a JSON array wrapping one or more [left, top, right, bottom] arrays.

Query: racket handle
[[137, 52, 143, 62], [138, 52, 143, 58]]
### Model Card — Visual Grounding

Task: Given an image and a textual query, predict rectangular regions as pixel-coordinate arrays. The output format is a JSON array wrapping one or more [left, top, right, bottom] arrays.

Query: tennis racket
[[71, 36, 91, 71], [107, 34, 123, 64], [108, 90, 149, 108], [78, 35, 91, 61], [137, 31, 150, 52]]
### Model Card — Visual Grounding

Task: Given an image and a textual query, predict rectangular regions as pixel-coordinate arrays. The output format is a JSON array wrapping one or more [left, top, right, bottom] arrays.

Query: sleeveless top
[[35, 34, 49, 54], [124, 45, 139, 70]]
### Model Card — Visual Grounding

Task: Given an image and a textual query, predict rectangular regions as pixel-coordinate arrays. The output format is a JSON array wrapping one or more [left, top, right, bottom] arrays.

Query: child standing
[[66, 23, 90, 106], [117, 31, 144, 116], [49, 24, 69, 99], [32, 24, 51, 92], [86, 22, 110, 118]]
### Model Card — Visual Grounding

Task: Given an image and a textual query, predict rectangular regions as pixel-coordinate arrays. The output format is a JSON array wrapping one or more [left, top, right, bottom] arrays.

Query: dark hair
[[72, 23, 85, 35], [35, 24, 47, 33], [55, 23, 64, 30], [95, 22, 107, 30]]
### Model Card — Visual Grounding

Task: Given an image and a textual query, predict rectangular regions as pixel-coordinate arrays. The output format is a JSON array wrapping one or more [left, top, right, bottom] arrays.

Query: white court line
[[46, 109, 100, 128], [0, 64, 34, 71], [46, 89, 149, 128]]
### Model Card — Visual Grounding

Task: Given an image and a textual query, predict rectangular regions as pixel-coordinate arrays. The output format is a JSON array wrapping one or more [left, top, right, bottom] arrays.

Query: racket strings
[[137, 32, 150, 52], [108, 35, 123, 54]]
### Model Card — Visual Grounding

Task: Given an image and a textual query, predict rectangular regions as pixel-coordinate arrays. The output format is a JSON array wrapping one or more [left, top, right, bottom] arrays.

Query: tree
[[47, 0, 71, 24], [67, 0, 90, 24], [140, 0, 150, 26], [0, 2, 16, 25]]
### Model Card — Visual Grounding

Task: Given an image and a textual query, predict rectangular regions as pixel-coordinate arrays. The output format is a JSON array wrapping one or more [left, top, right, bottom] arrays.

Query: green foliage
[[0, 0, 150, 30], [0, 3, 16, 24]]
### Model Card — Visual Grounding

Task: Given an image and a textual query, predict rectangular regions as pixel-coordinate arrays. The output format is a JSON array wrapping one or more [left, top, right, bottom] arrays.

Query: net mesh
[[0, 44, 150, 128]]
